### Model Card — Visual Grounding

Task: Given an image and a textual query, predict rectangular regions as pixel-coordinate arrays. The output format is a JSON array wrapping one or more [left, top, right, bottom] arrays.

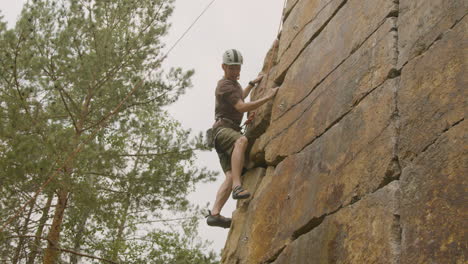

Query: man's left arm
[[242, 74, 264, 99]]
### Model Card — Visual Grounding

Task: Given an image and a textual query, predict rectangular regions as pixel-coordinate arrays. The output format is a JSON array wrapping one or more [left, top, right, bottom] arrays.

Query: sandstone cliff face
[[222, 0, 467, 263]]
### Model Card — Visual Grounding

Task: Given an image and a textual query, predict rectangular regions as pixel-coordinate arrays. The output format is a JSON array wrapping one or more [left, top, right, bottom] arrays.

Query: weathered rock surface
[[283, 0, 299, 21], [266, 80, 398, 258], [256, 18, 398, 164], [397, 17, 467, 167], [222, 168, 267, 264], [228, 80, 400, 263], [222, 0, 466, 263], [278, 0, 346, 62], [238, 167, 266, 206], [223, 168, 270, 263], [222, 167, 278, 264], [272, 0, 397, 120], [400, 120, 467, 264], [245, 40, 279, 141], [397, 0, 467, 68], [272, 181, 401, 264], [222, 204, 249, 264]]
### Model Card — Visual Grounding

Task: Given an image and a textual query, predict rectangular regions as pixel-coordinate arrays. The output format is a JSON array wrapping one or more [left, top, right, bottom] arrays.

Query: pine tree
[[0, 1, 218, 263]]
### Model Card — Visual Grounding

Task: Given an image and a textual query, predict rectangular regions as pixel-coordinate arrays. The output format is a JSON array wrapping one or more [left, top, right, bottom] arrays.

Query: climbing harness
[[205, 127, 224, 149]]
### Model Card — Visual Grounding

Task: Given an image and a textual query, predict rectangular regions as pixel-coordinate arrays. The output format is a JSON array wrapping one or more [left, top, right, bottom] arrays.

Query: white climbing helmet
[[222, 49, 243, 65]]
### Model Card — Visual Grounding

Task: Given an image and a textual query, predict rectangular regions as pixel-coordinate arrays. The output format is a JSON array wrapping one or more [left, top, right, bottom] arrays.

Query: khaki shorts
[[214, 127, 243, 173]]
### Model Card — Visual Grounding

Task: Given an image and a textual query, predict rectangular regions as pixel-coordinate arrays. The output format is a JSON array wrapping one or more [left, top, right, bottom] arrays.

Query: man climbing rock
[[206, 49, 279, 228]]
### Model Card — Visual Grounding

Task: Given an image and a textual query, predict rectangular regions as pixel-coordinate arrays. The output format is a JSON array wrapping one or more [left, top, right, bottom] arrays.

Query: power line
[[163, 0, 219, 59]]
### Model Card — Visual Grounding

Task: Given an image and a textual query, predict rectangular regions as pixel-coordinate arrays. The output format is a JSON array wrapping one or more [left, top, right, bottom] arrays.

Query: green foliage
[[0, 0, 218, 263]]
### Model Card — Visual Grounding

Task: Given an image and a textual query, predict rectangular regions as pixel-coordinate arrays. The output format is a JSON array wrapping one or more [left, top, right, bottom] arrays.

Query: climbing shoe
[[206, 210, 231, 228], [232, 185, 250, 200]]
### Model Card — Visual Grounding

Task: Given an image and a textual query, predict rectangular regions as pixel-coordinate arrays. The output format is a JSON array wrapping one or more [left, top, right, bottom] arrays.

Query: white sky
[[0, 0, 284, 255]]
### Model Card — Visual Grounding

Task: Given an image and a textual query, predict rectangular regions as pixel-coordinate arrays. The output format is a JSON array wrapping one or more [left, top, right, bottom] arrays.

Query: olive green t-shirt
[[213, 77, 243, 131]]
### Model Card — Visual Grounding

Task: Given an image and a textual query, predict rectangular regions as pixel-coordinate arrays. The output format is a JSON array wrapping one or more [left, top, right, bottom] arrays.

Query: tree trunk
[[70, 211, 89, 264], [43, 188, 69, 264], [111, 145, 141, 262], [111, 193, 131, 262], [12, 201, 35, 264], [28, 193, 53, 264]]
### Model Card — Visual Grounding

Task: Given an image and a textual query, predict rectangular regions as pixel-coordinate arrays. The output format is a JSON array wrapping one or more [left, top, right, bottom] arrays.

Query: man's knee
[[234, 136, 248, 149]]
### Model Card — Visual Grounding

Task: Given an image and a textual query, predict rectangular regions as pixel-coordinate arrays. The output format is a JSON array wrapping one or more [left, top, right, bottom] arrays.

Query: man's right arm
[[234, 87, 279, 113]]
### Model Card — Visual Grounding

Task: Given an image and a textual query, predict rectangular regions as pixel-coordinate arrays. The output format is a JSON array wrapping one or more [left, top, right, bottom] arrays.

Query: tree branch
[[44, 68, 80, 112], [35, 35, 80, 130], [96, 186, 128, 194], [117, 88, 173, 113], [6, 235, 118, 264], [57, 85, 80, 132], [12, 29, 34, 121]]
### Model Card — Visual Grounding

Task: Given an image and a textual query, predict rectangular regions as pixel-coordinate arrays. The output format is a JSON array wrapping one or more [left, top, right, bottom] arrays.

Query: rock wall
[[223, 0, 467, 263]]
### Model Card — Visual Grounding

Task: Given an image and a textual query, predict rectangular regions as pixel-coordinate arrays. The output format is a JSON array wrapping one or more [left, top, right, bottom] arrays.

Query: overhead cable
[[163, 0, 219, 58]]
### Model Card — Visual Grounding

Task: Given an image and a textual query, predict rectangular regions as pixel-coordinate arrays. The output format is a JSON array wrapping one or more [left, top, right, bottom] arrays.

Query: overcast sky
[[0, 0, 284, 254]]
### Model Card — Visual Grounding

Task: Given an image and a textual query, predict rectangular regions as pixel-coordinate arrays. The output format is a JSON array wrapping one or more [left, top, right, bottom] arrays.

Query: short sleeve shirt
[[213, 78, 243, 130]]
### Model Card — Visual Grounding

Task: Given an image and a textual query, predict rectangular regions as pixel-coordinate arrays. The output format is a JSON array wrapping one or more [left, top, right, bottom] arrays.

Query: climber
[[206, 49, 279, 228]]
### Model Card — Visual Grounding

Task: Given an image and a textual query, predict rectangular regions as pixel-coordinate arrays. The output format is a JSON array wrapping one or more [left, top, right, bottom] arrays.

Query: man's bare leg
[[211, 136, 248, 215], [211, 171, 233, 215], [231, 136, 248, 191]]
